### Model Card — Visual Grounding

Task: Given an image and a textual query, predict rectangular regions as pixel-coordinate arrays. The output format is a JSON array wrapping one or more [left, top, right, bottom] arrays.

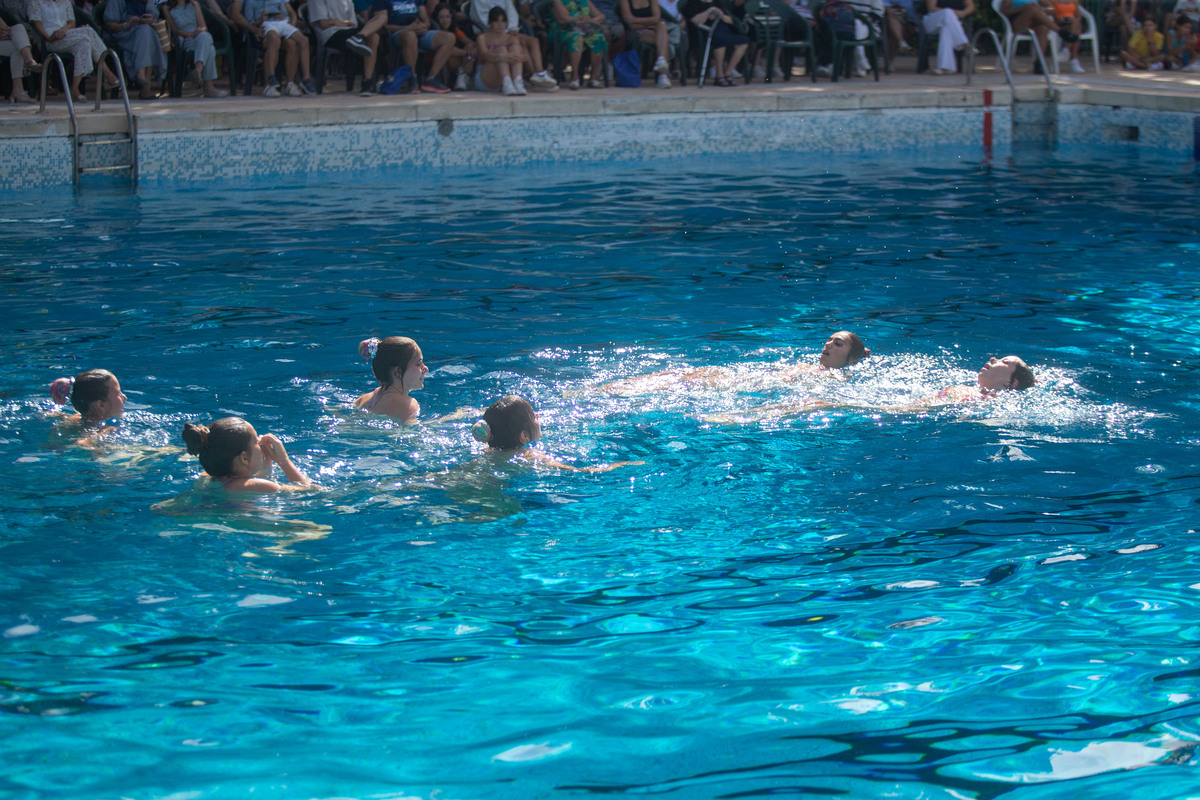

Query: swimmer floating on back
[[703, 355, 1036, 424], [599, 330, 870, 396], [355, 336, 428, 422], [473, 394, 643, 473], [181, 416, 315, 492], [50, 369, 127, 435]]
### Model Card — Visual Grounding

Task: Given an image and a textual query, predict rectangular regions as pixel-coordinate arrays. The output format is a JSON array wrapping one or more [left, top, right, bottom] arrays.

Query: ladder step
[[79, 138, 132, 146], [78, 164, 133, 174]]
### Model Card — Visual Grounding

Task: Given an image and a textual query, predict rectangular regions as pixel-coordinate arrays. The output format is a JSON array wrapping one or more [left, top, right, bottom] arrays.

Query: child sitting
[[50, 369, 126, 434], [1051, 0, 1086, 72], [354, 336, 427, 422], [181, 417, 314, 492], [1121, 17, 1166, 69], [1165, 16, 1196, 69], [472, 395, 642, 472], [475, 6, 529, 95]]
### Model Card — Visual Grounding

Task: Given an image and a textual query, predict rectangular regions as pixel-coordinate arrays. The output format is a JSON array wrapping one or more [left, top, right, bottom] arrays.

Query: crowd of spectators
[[2, 0, 1197, 103]]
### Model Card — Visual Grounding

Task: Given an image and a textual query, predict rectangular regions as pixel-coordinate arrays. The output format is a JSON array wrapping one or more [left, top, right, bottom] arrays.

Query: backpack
[[378, 65, 413, 95], [818, 0, 856, 38], [613, 50, 641, 87]]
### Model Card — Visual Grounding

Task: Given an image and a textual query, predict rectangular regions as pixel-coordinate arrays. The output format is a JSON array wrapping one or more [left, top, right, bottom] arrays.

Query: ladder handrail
[[36, 50, 137, 186], [965, 28, 1014, 92]]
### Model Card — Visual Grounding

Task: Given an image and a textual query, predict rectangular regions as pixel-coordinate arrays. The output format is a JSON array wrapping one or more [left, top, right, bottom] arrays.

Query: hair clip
[[471, 420, 490, 443], [359, 338, 380, 360], [50, 376, 74, 405]]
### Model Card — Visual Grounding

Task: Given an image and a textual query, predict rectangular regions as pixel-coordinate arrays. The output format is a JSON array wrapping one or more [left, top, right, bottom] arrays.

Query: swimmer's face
[[977, 356, 1023, 391], [243, 425, 265, 475], [91, 377, 127, 419], [400, 346, 428, 392], [819, 331, 855, 368]]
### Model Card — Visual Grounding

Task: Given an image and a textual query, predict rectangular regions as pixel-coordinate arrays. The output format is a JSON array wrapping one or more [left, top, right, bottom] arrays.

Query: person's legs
[[427, 30, 456, 76], [262, 29, 281, 82], [292, 31, 311, 79]]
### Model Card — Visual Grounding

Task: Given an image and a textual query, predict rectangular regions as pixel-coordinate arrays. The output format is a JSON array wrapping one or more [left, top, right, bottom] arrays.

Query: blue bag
[[818, 0, 856, 38], [613, 50, 641, 87], [378, 65, 412, 95]]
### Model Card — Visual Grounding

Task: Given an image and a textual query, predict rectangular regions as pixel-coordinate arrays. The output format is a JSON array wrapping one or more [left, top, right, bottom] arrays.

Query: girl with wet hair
[[50, 369, 127, 430], [472, 395, 642, 472], [354, 336, 428, 422], [181, 416, 314, 492], [600, 330, 870, 396]]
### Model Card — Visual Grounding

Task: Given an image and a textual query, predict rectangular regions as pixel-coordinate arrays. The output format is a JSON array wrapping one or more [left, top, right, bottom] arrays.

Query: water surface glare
[[2, 150, 1200, 799]]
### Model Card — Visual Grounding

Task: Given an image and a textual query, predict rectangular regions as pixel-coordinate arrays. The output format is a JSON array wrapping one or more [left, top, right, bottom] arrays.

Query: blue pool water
[[3, 149, 1200, 799]]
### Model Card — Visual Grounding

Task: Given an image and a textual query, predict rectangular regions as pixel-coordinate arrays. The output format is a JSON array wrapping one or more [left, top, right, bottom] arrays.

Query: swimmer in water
[[354, 336, 428, 422], [599, 330, 870, 396], [473, 395, 643, 473], [702, 355, 1035, 423], [49, 369, 127, 435], [181, 416, 315, 492]]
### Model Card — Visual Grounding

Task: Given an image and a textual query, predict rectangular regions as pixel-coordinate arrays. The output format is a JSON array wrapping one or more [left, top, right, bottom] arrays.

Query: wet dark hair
[[487, 5, 507, 23], [182, 417, 256, 478], [371, 336, 421, 387], [483, 395, 537, 450], [1010, 360, 1036, 390], [69, 369, 118, 416], [845, 333, 869, 365]]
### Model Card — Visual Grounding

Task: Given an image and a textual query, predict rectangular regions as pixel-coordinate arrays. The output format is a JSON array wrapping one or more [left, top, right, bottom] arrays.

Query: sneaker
[[264, 75, 282, 97], [301, 77, 317, 95], [654, 56, 669, 74], [513, 75, 527, 95], [1124, 61, 1135, 69], [345, 34, 373, 58], [588, 77, 604, 88], [656, 72, 671, 88], [565, 79, 580, 89], [502, 75, 518, 95], [421, 75, 450, 93], [1185, 60, 1200, 71], [529, 70, 558, 89], [1069, 58, 1084, 73], [285, 80, 303, 96], [1057, 46, 1069, 62], [453, 70, 469, 91], [752, 62, 766, 79], [729, 66, 742, 79], [1149, 61, 1163, 70], [814, 63, 832, 78], [360, 79, 376, 96], [203, 87, 230, 97]]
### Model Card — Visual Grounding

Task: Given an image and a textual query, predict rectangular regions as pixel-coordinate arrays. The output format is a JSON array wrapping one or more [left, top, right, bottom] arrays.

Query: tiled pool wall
[[1, 98, 1196, 189]]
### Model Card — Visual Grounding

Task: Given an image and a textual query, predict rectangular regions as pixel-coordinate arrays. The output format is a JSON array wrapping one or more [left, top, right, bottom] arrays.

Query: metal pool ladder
[[39, 50, 138, 187]]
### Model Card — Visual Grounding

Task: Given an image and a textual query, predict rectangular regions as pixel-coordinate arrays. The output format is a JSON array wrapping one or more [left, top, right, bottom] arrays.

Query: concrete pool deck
[[3, 57, 1198, 188]]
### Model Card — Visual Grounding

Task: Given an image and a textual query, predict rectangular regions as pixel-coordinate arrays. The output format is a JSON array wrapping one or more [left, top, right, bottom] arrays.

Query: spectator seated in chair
[[27, 0, 121, 100], [164, 0, 229, 96], [468, 0, 557, 88], [368, 0, 454, 92], [231, 0, 316, 96], [921, 0, 971, 74], [619, 0, 672, 86], [430, 2, 477, 91], [103, 0, 168, 98], [0, 14, 40, 103], [550, 0, 609, 88], [310, 0, 384, 93]]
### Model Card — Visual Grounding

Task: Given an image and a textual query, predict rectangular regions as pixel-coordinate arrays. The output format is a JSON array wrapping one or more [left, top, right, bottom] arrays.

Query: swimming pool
[[3, 148, 1200, 799]]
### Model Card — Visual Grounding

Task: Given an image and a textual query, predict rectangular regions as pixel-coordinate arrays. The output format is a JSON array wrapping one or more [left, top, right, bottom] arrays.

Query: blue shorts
[[418, 30, 438, 50]]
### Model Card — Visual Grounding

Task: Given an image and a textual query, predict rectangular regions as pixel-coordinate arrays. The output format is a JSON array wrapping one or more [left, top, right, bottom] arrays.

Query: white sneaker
[[752, 63, 766, 78], [285, 80, 302, 96], [729, 66, 742, 79], [1124, 61, 1135, 69], [588, 77, 604, 88], [653, 56, 669, 74], [264, 76, 281, 97], [1057, 47, 1069, 62], [513, 75, 527, 95], [1185, 60, 1200, 71], [1069, 58, 1084, 73], [529, 70, 558, 89], [1149, 62, 1163, 70], [814, 64, 832, 77], [657, 73, 671, 88], [454, 70, 469, 90], [502, 75, 517, 95]]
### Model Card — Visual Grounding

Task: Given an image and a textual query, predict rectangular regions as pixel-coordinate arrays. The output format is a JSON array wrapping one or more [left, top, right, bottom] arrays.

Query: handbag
[[151, 18, 172, 52]]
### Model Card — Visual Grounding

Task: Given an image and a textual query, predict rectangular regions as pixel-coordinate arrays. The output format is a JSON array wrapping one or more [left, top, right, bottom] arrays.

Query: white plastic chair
[[1075, 6, 1102, 73], [991, 0, 1061, 72]]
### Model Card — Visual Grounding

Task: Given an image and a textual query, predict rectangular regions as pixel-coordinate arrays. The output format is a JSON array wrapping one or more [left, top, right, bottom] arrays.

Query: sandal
[[10, 91, 36, 104], [23, 60, 42, 76]]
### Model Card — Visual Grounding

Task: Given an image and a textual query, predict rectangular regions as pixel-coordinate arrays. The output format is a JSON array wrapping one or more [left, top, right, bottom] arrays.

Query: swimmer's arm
[[700, 399, 834, 424], [521, 448, 644, 473], [260, 434, 318, 488], [426, 405, 479, 423]]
